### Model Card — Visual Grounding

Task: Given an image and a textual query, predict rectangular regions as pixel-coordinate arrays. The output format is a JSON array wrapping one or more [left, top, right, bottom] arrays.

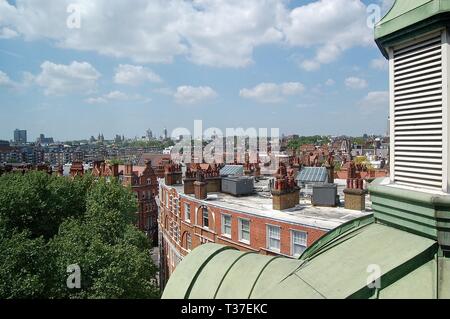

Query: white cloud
[[325, 78, 335, 86], [0, 0, 284, 68], [280, 82, 305, 95], [174, 86, 217, 104], [114, 64, 162, 85], [239, 82, 305, 103], [33, 61, 100, 96], [284, 0, 373, 71], [358, 91, 389, 114], [370, 57, 388, 70], [85, 97, 107, 104], [0, 0, 375, 69], [85, 90, 146, 104], [0, 27, 18, 39], [0, 70, 14, 86], [300, 60, 321, 71], [345, 77, 368, 89]]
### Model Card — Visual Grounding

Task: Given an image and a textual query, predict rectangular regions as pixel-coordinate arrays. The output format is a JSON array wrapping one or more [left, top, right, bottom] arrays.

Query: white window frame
[[165, 192, 169, 208], [184, 203, 191, 221], [221, 214, 232, 238], [186, 233, 192, 251], [291, 230, 307, 258], [169, 194, 173, 211], [266, 224, 281, 252], [202, 207, 209, 229], [238, 218, 250, 244]]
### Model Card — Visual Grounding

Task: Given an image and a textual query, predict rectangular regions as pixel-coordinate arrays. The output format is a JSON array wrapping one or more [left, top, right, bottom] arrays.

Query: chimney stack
[[183, 165, 196, 194], [343, 161, 366, 211], [194, 170, 208, 200], [125, 163, 133, 176], [165, 163, 182, 186], [271, 163, 300, 211], [111, 163, 119, 177], [205, 164, 222, 193]]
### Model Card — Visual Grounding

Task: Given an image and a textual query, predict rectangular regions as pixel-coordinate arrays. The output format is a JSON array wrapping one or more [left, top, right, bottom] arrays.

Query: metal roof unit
[[296, 167, 328, 184], [219, 165, 244, 176]]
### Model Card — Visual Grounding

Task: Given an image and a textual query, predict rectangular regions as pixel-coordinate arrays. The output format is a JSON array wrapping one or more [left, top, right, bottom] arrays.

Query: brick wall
[[158, 183, 327, 281]]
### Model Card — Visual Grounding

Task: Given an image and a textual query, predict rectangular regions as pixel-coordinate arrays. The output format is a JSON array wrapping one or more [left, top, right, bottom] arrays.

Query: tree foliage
[[0, 171, 158, 299], [287, 135, 331, 150]]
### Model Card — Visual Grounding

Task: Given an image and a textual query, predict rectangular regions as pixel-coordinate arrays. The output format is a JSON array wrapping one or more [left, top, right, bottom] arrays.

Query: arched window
[[187, 233, 192, 251]]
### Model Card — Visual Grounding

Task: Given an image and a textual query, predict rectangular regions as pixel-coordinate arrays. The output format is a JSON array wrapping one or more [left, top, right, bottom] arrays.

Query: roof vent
[[389, 31, 446, 191]]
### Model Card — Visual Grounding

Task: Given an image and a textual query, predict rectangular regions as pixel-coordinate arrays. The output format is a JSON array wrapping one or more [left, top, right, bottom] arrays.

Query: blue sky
[[0, 0, 393, 141]]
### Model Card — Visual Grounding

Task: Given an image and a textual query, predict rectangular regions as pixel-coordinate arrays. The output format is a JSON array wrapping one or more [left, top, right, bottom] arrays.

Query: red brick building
[[158, 164, 369, 288]]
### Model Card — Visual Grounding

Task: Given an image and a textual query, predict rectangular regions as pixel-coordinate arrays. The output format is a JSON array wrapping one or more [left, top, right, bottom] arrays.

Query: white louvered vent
[[392, 33, 443, 190]]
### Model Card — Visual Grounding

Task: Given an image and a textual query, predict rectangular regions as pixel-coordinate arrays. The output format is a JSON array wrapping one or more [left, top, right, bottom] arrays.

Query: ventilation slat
[[395, 161, 442, 170], [394, 118, 442, 126], [395, 129, 442, 136], [396, 178, 442, 188], [394, 83, 442, 96], [396, 167, 442, 177], [395, 151, 442, 158], [395, 72, 442, 87], [394, 66, 442, 81], [395, 146, 442, 152], [395, 135, 442, 141], [394, 36, 441, 57], [395, 95, 441, 106], [395, 106, 442, 116], [393, 33, 443, 190], [395, 156, 443, 164], [395, 89, 442, 101], [396, 171, 441, 180], [395, 141, 442, 146], [395, 113, 442, 121], [395, 101, 442, 111], [394, 124, 442, 131], [394, 55, 441, 73], [394, 46, 441, 66]]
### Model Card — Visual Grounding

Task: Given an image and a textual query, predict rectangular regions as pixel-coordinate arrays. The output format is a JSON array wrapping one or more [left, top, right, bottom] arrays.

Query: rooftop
[[375, 0, 450, 56], [162, 178, 370, 231], [163, 219, 443, 299]]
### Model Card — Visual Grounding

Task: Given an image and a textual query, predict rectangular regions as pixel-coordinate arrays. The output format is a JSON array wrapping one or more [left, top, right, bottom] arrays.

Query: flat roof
[[162, 178, 371, 231]]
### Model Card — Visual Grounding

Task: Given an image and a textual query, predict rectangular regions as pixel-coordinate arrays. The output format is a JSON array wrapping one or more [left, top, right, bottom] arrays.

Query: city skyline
[[0, 0, 392, 141]]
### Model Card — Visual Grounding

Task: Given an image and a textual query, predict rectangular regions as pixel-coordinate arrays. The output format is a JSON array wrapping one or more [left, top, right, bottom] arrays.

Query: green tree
[[0, 172, 93, 239], [0, 230, 56, 299], [287, 135, 331, 150], [0, 171, 158, 299]]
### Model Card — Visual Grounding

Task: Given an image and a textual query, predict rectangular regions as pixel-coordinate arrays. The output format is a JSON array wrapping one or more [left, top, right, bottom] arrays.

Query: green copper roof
[[162, 221, 445, 299], [375, 0, 450, 57]]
